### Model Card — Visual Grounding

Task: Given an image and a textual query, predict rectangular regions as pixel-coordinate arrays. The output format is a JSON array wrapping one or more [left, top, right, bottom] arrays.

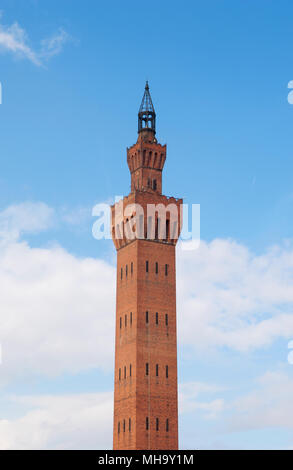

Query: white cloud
[[0, 201, 54, 242], [0, 392, 113, 450], [228, 370, 293, 432], [0, 239, 115, 386], [0, 203, 293, 448], [0, 201, 293, 387], [2, 370, 292, 449], [60, 205, 91, 227], [0, 381, 223, 449], [2, 371, 293, 449], [0, 201, 115, 386], [177, 239, 293, 352], [179, 382, 225, 419], [0, 17, 70, 66], [40, 28, 70, 60]]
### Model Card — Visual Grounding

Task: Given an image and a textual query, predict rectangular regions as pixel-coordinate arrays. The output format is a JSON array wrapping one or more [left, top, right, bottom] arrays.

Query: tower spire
[[138, 81, 156, 134]]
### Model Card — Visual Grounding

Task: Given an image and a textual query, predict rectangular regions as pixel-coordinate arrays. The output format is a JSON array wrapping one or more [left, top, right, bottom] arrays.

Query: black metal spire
[[138, 81, 156, 134]]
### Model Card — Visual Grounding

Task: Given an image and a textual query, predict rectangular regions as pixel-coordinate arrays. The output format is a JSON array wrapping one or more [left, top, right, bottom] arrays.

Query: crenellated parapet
[[111, 191, 183, 251]]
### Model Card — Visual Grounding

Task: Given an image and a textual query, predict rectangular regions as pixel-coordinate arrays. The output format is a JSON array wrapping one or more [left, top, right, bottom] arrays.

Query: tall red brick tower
[[111, 82, 182, 450]]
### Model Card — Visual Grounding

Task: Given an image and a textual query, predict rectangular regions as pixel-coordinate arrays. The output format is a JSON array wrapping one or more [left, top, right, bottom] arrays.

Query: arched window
[[166, 219, 170, 240], [149, 151, 152, 165]]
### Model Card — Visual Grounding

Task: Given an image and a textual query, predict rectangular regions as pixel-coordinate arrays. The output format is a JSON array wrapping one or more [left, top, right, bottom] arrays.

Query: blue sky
[[0, 0, 293, 449]]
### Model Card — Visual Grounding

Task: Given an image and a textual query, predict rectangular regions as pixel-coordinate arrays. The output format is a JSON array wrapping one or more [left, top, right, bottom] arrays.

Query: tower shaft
[[112, 83, 182, 450]]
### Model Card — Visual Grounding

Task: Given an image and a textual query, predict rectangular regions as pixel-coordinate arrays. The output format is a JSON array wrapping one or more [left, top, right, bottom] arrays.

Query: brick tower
[[111, 82, 182, 450]]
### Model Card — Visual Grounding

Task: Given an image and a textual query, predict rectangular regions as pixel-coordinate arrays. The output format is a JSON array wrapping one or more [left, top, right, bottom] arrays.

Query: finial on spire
[[138, 81, 156, 134]]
